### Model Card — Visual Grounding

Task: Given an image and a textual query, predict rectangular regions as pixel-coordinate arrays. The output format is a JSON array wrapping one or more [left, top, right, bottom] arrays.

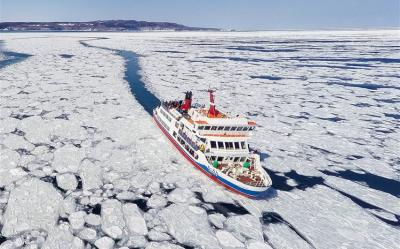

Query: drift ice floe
[[153, 90, 272, 198]]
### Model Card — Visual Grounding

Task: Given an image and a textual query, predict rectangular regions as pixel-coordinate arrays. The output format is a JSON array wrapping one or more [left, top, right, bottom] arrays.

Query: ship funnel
[[181, 91, 192, 111], [208, 89, 218, 117]]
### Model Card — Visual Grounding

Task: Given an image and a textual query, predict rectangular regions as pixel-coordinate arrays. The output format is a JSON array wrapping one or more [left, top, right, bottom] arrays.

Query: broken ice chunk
[[1, 178, 62, 237], [101, 199, 125, 239], [158, 204, 220, 249], [123, 203, 148, 236]]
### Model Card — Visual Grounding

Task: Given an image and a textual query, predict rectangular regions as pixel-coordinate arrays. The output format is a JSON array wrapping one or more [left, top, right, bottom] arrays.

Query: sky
[[0, 0, 399, 30]]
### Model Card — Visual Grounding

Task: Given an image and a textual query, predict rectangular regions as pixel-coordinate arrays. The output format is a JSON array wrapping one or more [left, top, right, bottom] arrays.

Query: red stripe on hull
[[153, 113, 255, 199]]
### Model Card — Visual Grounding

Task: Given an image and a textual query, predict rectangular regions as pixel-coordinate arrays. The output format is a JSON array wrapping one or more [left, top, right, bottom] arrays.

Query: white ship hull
[[153, 107, 272, 198]]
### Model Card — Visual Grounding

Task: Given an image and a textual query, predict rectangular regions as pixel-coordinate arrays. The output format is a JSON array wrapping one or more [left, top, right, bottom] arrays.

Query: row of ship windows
[[210, 141, 246, 150], [160, 109, 172, 122], [198, 125, 255, 132], [208, 156, 249, 163], [156, 112, 170, 131], [174, 132, 198, 159]]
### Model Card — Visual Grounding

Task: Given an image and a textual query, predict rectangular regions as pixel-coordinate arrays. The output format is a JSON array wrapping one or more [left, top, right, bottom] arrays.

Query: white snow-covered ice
[[0, 30, 399, 249]]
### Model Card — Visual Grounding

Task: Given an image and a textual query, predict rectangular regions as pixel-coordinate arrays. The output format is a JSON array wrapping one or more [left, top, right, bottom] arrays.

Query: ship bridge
[[188, 108, 257, 137]]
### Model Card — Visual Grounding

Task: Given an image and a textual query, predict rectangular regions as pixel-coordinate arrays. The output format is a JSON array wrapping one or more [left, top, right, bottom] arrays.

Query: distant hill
[[0, 20, 220, 31]]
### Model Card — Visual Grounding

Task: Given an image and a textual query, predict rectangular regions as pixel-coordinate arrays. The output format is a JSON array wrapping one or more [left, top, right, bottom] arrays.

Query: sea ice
[[225, 214, 264, 242], [0, 30, 399, 248], [147, 194, 168, 209], [216, 230, 245, 248], [101, 199, 125, 239], [53, 144, 85, 173], [85, 213, 102, 226], [1, 179, 62, 237], [68, 211, 86, 230], [0, 149, 24, 187], [145, 242, 185, 249], [94, 236, 115, 249], [77, 227, 97, 242], [56, 173, 78, 191], [79, 160, 103, 190], [158, 204, 220, 249], [148, 230, 171, 241], [42, 225, 84, 249], [122, 203, 148, 236]]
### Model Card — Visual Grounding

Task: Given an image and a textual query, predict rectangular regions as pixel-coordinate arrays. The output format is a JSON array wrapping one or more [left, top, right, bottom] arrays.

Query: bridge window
[[224, 126, 230, 131], [237, 127, 243, 131], [217, 126, 224, 130], [204, 126, 210, 130], [230, 126, 237, 131], [234, 157, 240, 162], [211, 126, 217, 130], [198, 126, 204, 130], [240, 157, 246, 162], [240, 141, 246, 149], [234, 142, 240, 149], [217, 141, 224, 149], [249, 127, 255, 130], [225, 142, 234, 150], [210, 141, 217, 148], [217, 156, 224, 161], [242, 127, 249, 131]]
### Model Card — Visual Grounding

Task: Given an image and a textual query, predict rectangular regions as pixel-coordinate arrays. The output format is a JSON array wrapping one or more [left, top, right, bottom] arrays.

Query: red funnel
[[208, 89, 218, 117], [181, 91, 192, 111]]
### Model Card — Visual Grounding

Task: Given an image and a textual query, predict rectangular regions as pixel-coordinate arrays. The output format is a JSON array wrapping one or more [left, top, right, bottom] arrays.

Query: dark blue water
[[118, 50, 161, 114], [265, 169, 325, 192], [194, 192, 249, 216], [320, 169, 400, 197], [226, 46, 298, 53], [153, 50, 187, 54], [59, 54, 74, 58], [263, 167, 400, 227], [262, 212, 316, 248], [0, 51, 31, 69], [384, 113, 400, 120], [201, 56, 275, 63], [317, 116, 346, 122], [250, 75, 282, 81], [328, 185, 400, 227], [297, 64, 367, 70], [291, 56, 400, 64], [374, 98, 400, 103], [345, 63, 374, 68], [79, 39, 160, 114], [326, 81, 400, 90]]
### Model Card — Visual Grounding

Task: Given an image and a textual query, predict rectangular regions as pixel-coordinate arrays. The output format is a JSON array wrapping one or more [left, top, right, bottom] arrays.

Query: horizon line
[[1, 19, 399, 32]]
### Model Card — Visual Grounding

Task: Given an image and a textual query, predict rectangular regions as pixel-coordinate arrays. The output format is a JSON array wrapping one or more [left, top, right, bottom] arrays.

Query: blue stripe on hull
[[195, 161, 268, 197]]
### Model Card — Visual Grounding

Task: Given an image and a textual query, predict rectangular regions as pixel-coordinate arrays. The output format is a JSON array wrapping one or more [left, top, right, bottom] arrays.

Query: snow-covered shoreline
[[0, 31, 399, 248]]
